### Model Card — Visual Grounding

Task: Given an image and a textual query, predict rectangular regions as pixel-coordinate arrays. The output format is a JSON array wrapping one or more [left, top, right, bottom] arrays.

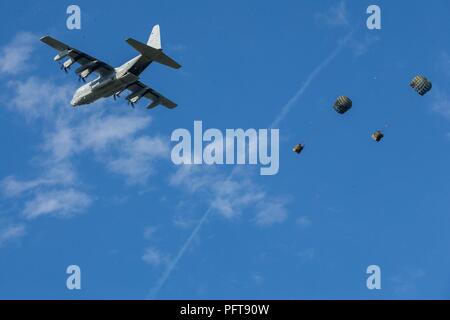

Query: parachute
[[333, 96, 352, 114], [410, 75, 432, 96]]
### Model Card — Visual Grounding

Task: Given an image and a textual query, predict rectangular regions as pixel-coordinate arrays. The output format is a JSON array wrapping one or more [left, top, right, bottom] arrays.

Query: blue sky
[[1, 0, 450, 299]]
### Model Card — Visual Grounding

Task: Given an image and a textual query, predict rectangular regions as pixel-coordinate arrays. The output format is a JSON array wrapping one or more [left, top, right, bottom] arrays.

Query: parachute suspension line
[[310, 96, 352, 142], [293, 102, 332, 153], [292, 74, 434, 153], [303, 114, 328, 145]]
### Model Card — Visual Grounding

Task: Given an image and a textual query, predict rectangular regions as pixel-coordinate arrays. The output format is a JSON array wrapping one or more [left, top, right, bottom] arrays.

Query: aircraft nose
[[70, 97, 79, 106]]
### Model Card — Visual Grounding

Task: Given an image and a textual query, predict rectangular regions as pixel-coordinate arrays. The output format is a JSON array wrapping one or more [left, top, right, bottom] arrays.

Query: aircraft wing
[[126, 81, 177, 109], [40, 36, 115, 77]]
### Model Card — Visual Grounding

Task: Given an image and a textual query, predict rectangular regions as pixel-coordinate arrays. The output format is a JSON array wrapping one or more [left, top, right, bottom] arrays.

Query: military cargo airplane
[[40, 25, 181, 109]]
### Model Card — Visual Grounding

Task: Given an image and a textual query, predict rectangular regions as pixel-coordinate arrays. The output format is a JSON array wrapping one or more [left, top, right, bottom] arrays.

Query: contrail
[[148, 209, 210, 298], [270, 31, 353, 128], [147, 171, 236, 299], [148, 31, 353, 299]]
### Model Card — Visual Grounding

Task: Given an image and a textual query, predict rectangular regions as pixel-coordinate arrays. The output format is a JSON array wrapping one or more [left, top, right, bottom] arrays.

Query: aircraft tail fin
[[126, 37, 181, 69], [147, 25, 161, 49]]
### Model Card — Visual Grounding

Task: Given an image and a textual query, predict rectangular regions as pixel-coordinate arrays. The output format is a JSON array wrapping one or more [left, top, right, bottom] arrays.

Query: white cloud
[[22, 189, 92, 220], [315, 1, 349, 27], [107, 136, 169, 184], [2, 75, 168, 220], [142, 246, 170, 267], [41, 112, 163, 182], [77, 114, 152, 152], [0, 224, 26, 247], [349, 35, 379, 57], [1, 164, 76, 198], [211, 178, 266, 219], [0, 32, 174, 255], [172, 215, 197, 229], [5, 77, 74, 120], [254, 198, 289, 227], [1, 158, 87, 225], [143, 226, 159, 240], [391, 268, 426, 296], [43, 112, 163, 172], [1, 80, 169, 226], [432, 92, 450, 120], [296, 216, 312, 228], [1, 176, 49, 198], [170, 166, 289, 225], [0, 32, 36, 75], [169, 165, 211, 193]]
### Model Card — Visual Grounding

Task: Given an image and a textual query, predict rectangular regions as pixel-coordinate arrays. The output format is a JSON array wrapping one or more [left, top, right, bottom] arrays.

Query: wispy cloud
[[2, 77, 168, 227], [1, 160, 84, 222], [296, 216, 312, 228], [5, 77, 74, 120], [1, 176, 51, 198], [431, 92, 450, 120], [149, 166, 291, 298], [170, 166, 288, 224], [40, 110, 169, 184], [43, 112, 152, 159], [1, 164, 76, 198], [22, 189, 92, 220], [254, 198, 289, 227], [0, 224, 26, 247], [391, 268, 426, 297], [107, 136, 169, 184], [2, 100, 168, 219], [142, 246, 170, 268], [150, 30, 353, 298], [0, 32, 172, 248], [0, 32, 36, 75], [349, 34, 380, 57], [315, 1, 349, 27], [143, 226, 159, 240]]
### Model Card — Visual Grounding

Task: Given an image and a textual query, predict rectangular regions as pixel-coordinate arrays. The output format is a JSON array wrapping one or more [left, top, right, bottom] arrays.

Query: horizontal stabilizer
[[126, 38, 181, 69]]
